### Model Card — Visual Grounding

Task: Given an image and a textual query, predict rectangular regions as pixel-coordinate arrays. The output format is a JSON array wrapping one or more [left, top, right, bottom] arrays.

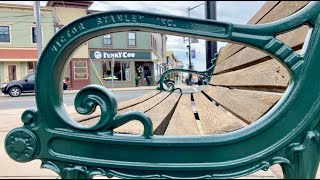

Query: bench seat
[[68, 85, 283, 136]]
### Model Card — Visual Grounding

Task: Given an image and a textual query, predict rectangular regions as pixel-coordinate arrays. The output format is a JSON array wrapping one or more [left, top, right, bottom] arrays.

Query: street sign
[[191, 38, 198, 43], [191, 49, 196, 58]]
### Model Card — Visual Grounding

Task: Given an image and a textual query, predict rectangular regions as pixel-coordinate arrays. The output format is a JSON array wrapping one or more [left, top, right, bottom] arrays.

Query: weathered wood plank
[[114, 93, 181, 135], [215, 25, 308, 74], [118, 91, 171, 115], [202, 86, 282, 124], [164, 94, 200, 136], [258, 1, 309, 24], [276, 25, 309, 48], [214, 47, 270, 74], [247, 1, 280, 24], [193, 92, 245, 134], [66, 106, 101, 125], [211, 59, 290, 88], [118, 90, 160, 110], [217, 1, 309, 65]]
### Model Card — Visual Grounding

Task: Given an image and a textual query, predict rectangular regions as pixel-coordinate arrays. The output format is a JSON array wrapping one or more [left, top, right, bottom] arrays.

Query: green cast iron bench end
[[4, 2, 320, 179]]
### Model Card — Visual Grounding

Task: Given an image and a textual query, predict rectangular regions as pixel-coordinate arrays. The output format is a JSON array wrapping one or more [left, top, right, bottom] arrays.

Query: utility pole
[[33, 1, 43, 60], [187, 3, 204, 85], [205, 1, 217, 69]]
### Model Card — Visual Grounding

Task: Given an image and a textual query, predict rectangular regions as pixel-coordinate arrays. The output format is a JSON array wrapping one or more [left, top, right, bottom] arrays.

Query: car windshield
[[23, 74, 35, 81]]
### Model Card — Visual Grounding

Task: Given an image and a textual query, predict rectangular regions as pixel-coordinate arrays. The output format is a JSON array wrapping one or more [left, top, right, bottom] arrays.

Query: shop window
[[103, 34, 112, 45], [0, 26, 10, 43], [74, 61, 88, 79], [102, 61, 130, 81], [128, 32, 136, 46], [32, 27, 37, 43]]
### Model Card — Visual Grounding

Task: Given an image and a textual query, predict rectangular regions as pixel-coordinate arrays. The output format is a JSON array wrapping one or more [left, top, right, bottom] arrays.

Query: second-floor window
[[128, 32, 136, 46], [32, 27, 37, 43], [103, 34, 111, 45], [0, 26, 10, 43]]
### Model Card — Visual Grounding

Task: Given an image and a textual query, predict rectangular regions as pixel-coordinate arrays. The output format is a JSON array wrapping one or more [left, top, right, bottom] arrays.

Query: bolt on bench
[[5, 1, 320, 179]]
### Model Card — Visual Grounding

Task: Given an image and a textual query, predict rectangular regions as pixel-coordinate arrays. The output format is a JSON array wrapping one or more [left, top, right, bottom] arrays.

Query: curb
[[0, 87, 158, 98]]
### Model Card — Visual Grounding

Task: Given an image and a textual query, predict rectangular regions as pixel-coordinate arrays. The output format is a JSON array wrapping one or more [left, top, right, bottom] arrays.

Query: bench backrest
[[202, 1, 310, 126]]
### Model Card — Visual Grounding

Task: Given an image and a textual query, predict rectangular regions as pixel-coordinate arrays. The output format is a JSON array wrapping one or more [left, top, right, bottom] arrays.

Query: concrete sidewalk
[[0, 107, 319, 179]]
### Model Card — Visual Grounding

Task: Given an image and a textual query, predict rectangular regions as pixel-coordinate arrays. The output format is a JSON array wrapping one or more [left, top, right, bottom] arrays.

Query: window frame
[[31, 26, 37, 44], [103, 34, 112, 45], [102, 61, 131, 82], [0, 25, 11, 44], [31, 26, 44, 45], [128, 32, 136, 47], [73, 61, 88, 80]]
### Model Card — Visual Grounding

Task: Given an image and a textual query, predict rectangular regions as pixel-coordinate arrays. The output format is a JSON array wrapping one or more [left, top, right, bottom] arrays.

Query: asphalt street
[[0, 90, 154, 110]]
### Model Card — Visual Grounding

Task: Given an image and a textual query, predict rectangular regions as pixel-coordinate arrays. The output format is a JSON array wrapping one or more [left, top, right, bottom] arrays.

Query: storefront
[[89, 49, 161, 88], [0, 49, 38, 86]]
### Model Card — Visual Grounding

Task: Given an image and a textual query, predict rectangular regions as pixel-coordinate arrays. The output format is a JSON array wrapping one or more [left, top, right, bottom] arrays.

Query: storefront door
[[8, 65, 17, 81], [135, 62, 153, 86]]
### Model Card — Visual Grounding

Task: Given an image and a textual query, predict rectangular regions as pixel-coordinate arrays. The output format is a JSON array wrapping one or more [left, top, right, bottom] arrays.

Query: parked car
[[1, 74, 68, 97]]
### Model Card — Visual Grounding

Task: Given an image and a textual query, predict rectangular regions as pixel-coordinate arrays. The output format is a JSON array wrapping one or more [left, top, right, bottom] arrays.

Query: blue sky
[[1, 1, 266, 70]]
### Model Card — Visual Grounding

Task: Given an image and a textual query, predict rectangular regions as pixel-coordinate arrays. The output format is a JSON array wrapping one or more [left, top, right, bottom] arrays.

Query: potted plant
[[146, 76, 153, 86], [135, 76, 140, 87]]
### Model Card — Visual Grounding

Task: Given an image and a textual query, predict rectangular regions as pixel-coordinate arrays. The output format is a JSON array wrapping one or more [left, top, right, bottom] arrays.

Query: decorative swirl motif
[[73, 84, 118, 131], [110, 112, 153, 139], [5, 128, 38, 162], [41, 157, 290, 179], [157, 54, 218, 92], [41, 161, 107, 179], [71, 84, 154, 138]]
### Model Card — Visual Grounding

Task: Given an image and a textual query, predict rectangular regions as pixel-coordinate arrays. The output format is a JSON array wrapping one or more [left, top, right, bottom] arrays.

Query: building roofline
[[46, 1, 93, 9], [0, 3, 54, 11], [87, 9, 103, 14], [166, 51, 180, 62]]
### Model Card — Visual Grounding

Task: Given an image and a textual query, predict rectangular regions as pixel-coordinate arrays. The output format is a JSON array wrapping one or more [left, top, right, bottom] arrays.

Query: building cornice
[[0, 3, 54, 12]]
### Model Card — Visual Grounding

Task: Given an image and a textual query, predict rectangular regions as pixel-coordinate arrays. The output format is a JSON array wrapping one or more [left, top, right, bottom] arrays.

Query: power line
[[0, 14, 33, 19], [9, 33, 32, 41], [0, 14, 53, 19]]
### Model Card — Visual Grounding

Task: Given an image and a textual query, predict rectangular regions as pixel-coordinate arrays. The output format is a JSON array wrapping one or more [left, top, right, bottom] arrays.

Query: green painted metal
[[4, 2, 320, 179], [157, 53, 217, 92]]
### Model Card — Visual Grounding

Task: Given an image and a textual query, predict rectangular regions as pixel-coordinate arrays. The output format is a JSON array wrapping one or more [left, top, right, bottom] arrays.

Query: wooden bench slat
[[164, 94, 201, 136], [118, 90, 160, 110], [215, 26, 309, 74], [217, 1, 279, 63], [193, 92, 245, 134], [211, 59, 290, 89], [217, 1, 309, 65], [258, 1, 309, 24], [146, 93, 181, 135], [276, 25, 309, 48], [114, 93, 181, 135], [202, 86, 282, 124], [214, 47, 269, 74], [247, 1, 280, 24], [66, 106, 101, 124], [118, 91, 171, 115]]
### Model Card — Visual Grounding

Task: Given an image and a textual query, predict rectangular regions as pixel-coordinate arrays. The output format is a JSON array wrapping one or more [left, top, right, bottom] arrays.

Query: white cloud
[[1, 1, 265, 70]]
